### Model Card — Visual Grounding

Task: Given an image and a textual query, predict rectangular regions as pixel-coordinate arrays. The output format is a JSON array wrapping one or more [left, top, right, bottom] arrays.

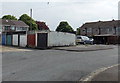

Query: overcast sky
[[0, 0, 119, 31]]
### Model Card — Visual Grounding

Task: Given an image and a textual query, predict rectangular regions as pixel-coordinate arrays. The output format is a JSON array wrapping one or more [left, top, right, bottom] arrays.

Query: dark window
[[98, 28, 101, 35], [85, 28, 87, 35], [87, 28, 92, 33], [114, 27, 116, 34], [5, 26, 10, 30]]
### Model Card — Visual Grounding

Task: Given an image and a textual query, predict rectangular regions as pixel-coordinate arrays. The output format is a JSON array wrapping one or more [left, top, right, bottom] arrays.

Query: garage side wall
[[48, 32, 76, 47]]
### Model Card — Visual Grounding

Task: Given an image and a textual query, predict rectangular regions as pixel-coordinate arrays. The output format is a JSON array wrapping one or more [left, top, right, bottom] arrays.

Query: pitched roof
[[81, 20, 120, 29], [11, 20, 29, 27], [36, 21, 49, 30], [0, 19, 29, 27], [0, 19, 14, 26]]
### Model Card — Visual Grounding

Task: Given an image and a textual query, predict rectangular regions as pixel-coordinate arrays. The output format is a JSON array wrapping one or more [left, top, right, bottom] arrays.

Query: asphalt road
[[2, 46, 118, 81]]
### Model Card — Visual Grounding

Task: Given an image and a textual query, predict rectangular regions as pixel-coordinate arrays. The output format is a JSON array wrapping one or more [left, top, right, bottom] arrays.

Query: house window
[[85, 28, 87, 35], [82, 29, 86, 32], [22, 27, 24, 30], [116, 27, 120, 35], [22, 27, 27, 30], [5, 26, 10, 30], [16, 27, 21, 31], [87, 28, 92, 33], [16, 27, 27, 31], [98, 28, 101, 35], [114, 27, 116, 34], [11, 26, 15, 30], [107, 28, 109, 33], [108, 28, 112, 32], [118, 27, 120, 32]]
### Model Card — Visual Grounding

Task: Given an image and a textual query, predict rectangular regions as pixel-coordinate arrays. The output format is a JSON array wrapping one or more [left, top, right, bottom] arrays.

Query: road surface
[[2, 46, 118, 81]]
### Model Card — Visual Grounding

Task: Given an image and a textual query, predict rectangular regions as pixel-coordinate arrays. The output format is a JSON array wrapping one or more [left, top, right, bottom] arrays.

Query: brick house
[[80, 20, 120, 44], [36, 21, 50, 31]]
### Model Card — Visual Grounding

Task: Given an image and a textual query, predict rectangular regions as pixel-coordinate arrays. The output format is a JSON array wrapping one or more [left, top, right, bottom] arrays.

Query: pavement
[[80, 64, 119, 82], [54, 45, 115, 52], [0, 45, 34, 52], [91, 65, 118, 82]]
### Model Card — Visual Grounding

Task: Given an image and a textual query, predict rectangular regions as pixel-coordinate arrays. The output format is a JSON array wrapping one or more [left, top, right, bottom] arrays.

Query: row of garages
[[2, 33, 27, 47], [2, 31, 76, 49]]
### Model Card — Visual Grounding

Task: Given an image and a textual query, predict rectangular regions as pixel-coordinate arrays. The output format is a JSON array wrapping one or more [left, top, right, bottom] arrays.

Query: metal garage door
[[13, 34, 18, 46], [27, 34, 36, 48], [20, 34, 27, 47], [2, 34, 6, 45], [37, 33, 48, 48], [6, 35, 12, 45]]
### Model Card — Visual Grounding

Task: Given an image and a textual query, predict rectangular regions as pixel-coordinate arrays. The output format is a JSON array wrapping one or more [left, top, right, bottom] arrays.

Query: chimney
[[112, 19, 115, 21], [98, 20, 101, 22]]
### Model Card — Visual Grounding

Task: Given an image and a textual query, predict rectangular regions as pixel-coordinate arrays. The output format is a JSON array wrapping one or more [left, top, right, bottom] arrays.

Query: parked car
[[76, 35, 94, 44]]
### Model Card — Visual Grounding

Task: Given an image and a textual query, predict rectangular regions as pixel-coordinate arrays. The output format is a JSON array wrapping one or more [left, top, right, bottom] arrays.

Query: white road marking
[[79, 64, 119, 82]]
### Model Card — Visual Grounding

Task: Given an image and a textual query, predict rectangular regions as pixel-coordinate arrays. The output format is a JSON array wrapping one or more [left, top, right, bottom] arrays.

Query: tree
[[19, 14, 38, 30], [56, 21, 74, 33], [76, 28, 81, 35], [2, 15, 17, 20]]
